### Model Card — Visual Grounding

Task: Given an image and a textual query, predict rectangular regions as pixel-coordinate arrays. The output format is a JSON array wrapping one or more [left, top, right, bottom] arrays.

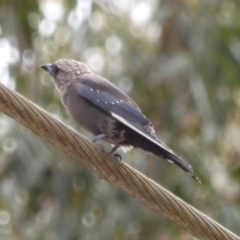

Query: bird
[[41, 58, 200, 183]]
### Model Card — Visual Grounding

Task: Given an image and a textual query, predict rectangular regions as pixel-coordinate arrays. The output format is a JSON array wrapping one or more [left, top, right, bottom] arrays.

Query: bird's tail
[[160, 149, 201, 183], [140, 137, 200, 183]]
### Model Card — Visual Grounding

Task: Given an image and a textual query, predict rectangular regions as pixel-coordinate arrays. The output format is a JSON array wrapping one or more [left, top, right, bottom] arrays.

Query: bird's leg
[[109, 145, 119, 154], [92, 133, 106, 142], [92, 133, 106, 151], [110, 145, 122, 161]]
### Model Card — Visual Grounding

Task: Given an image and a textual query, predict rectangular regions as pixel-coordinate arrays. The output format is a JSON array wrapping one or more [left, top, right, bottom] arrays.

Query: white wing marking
[[110, 112, 174, 154]]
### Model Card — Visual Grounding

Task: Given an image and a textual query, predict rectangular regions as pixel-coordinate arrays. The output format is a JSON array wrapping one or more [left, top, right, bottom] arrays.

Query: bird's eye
[[52, 65, 60, 75]]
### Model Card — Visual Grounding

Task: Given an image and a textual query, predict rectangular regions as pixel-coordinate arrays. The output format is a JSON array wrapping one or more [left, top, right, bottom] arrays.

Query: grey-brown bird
[[41, 58, 200, 182]]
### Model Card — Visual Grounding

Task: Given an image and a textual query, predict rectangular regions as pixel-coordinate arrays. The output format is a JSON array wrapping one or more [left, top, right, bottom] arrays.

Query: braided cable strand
[[0, 83, 239, 240]]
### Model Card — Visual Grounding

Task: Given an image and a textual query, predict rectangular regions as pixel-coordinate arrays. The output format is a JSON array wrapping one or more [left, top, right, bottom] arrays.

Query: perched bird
[[41, 59, 200, 182]]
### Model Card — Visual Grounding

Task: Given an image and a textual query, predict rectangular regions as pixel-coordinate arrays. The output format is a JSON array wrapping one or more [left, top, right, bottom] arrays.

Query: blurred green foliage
[[0, 0, 240, 239]]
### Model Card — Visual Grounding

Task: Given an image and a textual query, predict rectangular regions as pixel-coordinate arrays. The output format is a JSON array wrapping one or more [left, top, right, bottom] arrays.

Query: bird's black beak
[[40, 63, 53, 74]]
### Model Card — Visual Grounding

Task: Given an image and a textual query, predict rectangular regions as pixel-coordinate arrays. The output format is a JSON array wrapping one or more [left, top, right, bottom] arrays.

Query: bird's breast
[[62, 85, 123, 144]]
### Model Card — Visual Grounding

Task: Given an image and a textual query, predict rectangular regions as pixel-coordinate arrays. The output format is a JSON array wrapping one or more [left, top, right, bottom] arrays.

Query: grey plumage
[[41, 58, 200, 183]]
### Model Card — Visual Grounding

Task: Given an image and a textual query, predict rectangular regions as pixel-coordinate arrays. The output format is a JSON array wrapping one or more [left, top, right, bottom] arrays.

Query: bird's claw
[[95, 143, 104, 152], [113, 153, 122, 162]]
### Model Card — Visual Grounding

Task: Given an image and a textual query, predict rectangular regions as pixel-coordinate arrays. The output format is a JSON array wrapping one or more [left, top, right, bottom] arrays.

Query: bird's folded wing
[[72, 77, 200, 182], [73, 77, 173, 153]]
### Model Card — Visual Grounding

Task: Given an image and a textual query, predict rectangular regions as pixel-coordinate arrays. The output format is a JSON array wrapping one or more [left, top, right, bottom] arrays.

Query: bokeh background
[[0, 0, 240, 239]]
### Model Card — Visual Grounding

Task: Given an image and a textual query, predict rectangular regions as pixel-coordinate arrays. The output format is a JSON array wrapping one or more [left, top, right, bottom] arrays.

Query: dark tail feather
[[163, 151, 201, 183], [139, 138, 201, 183]]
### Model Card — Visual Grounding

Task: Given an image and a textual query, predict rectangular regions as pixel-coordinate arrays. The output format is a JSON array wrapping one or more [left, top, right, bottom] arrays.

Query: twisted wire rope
[[0, 83, 239, 240]]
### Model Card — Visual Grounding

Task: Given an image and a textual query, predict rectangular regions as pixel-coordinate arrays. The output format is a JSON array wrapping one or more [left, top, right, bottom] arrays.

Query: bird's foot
[[113, 153, 122, 162], [92, 134, 106, 152], [109, 145, 122, 161], [95, 143, 104, 152]]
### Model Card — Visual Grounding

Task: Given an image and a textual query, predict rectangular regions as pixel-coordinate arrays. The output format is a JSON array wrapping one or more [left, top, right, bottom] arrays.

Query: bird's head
[[41, 58, 91, 91]]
